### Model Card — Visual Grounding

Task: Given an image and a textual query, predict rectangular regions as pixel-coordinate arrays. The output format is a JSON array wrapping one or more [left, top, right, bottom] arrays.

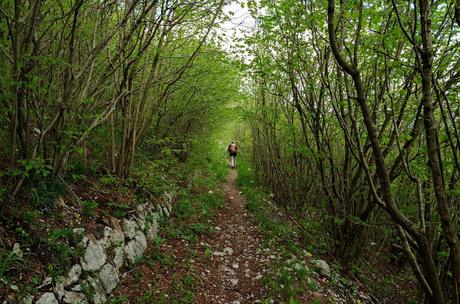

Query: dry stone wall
[[19, 193, 174, 304]]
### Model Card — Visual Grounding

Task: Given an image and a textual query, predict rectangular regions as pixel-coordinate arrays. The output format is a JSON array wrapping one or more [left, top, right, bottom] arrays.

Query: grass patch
[[136, 273, 196, 304]]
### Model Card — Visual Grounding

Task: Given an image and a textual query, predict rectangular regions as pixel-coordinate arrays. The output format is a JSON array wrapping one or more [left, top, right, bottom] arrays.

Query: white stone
[[82, 240, 106, 271], [135, 214, 146, 232], [79, 236, 89, 248], [20, 295, 34, 304], [155, 204, 163, 216], [113, 246, 124, 270], [63, 291, 87, 304], [164, 192, 173, 204], [310, 259, 331, 278], [87, 277, 106, 304], [71, 284, 82, 291], [166, 202, 173, 214], [223, 247, 234, 255], [103, 226, 124, 249], [98, 263, 119, 294], [136, 204, 148, 218], [66, 265, 82, 286], [229, 278, 238, 286], [145, 216, 159, 241], [123, 219, 138, 240], [54, 280, 65, 300], [36, 292, 58, 304], [72, 228, 85, 235], [162, 206, 170, 217], [12, 243, 23, 259], [124, 230, 147, 264], [232, 263, 239, 269]]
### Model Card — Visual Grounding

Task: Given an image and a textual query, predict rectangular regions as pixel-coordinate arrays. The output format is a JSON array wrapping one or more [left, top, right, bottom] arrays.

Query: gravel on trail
[[193, 169, 269, 304]]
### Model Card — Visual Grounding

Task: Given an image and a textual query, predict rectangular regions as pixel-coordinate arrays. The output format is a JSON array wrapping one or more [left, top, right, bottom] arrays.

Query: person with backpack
[[227, 141, 238, 169]]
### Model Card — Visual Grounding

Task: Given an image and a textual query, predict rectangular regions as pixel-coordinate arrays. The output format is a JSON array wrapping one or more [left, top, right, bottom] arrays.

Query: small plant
[[15, 227, 31, 244], [308, 280, 318, 291], [31, 274, 41, 286], [189, 223, 212, 235], [81, 281, 95, 301], [15, 158, 53, 178], [0, 247, 20, 281], [99, 175, 118, 186], [175, 197, 194, 220], [204, 247, 213, 259], [30, 179, 65, 208], [108, 201, 130, 218], [48, 228, 74, 241], [111, 295, 128, 304], [81, 199, 98, 216], [45, 228, 79, 274], [23, 210, 43, 226]]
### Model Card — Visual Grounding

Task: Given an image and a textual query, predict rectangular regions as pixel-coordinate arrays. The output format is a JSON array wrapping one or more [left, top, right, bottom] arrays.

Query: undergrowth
[[237, 159, 353, 304], [0, 136, 229, 301], [112, 139, 230, 303], [237, 159, 419, 303]]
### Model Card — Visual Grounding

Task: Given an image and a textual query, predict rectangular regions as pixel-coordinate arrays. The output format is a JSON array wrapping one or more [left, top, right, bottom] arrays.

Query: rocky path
[[193, 169, 269, 303], [115, 169, 270, 303]]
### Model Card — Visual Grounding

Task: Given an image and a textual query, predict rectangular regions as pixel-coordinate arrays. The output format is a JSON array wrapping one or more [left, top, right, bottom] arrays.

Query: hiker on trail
[[227, 141, 238, 169]]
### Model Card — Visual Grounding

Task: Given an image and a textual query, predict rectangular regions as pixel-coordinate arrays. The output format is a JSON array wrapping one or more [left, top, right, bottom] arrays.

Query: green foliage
[[15, 158, 53, 178], [80, 199, 98, 217], [30, 179, 66, 208], [174, 197, 194, 220], [137, 274, 195, 304], [81, 281, 95, 302], [48, 228, 74, 241], [240, 0, 459, 301], [165, 179, 223, 242], [43, 228, 81, 275], [98, 175, 118, 186], [0, 247, 21, 281], [23, 210, 41, 225], [107, 201, 131, 218], [110, 295, 129, 304]]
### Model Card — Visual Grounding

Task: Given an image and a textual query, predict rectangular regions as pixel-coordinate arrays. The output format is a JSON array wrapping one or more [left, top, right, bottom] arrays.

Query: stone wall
[[20, 193, 174, 304]]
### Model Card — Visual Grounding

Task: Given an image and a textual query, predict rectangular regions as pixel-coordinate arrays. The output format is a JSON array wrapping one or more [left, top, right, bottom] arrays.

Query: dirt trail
[[115, 169, 269, 303], [193, 169, 269, 303]]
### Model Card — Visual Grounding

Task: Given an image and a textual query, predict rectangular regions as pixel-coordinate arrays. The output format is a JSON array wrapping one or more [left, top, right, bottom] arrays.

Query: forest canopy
[[0, 0, 239, 185], [0, 0, 459, 303]]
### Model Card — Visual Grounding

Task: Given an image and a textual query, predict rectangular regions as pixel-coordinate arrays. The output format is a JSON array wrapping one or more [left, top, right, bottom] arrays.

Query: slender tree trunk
[[327, 0, 445, 301], [419, 0, 460, 299]]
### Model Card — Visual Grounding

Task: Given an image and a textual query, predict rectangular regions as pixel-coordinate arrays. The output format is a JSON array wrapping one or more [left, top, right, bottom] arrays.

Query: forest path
[[193, 169, 269, 303], [115, 169, 270, 303]]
